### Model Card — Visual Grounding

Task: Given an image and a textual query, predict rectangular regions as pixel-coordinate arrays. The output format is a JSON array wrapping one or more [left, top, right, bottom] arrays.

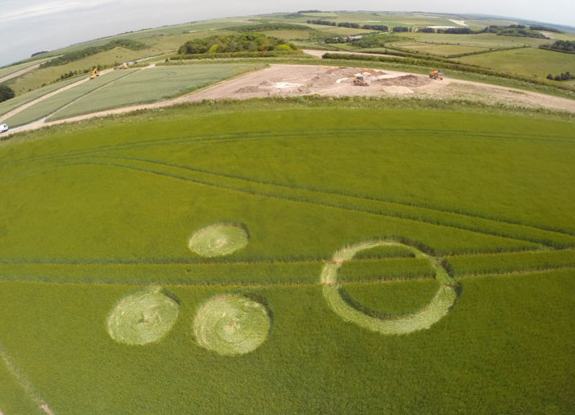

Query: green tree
[[0, 84, 15, 102]]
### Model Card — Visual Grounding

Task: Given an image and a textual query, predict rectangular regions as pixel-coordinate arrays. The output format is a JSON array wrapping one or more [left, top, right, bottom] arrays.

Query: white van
[[0, 124, 8, 133]]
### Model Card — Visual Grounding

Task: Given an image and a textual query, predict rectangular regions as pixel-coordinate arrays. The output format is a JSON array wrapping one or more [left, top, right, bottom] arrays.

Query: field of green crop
[[0, 99, 574, 414], [0, 77, 82, 120], [397, 32, 554, 48], [0, 59, 50, 81], [2, 64, 262, 127], [459, 47, 575, 79], [389, 41, 488, 56], [47, 63, 263, 121], [3, 70, 138, 127]]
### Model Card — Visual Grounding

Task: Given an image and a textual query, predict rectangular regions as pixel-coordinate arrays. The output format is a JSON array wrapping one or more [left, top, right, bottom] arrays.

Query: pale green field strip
[[80, 154, 575, 249], [1, 249, 574, 285], [47, 64, 264, 121], [0, 77, 81, 119], [459, 47, 575, 78], [389, 42, 488, 56], [401, 32, 553, 49], [4, 69, 138, 127], [0, 59, 49, 80]]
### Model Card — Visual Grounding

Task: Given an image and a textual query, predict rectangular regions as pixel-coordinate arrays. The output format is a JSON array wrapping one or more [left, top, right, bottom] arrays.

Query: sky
[[1, 0, 574, 67]]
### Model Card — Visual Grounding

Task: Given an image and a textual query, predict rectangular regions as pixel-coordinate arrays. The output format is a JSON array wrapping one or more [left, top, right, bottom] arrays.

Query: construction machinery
[[429, 69, 444, 80], [89, 67, 99, 80], [353, 75, 369, 86]]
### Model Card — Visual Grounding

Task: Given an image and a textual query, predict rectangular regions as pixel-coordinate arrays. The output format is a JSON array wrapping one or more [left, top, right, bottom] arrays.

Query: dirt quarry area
[[185, 64, 575, 114], [9, 64, 575, 135], [187, 65, 433, 100]]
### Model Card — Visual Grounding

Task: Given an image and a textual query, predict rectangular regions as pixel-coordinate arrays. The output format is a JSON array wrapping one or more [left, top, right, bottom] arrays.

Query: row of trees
[[541, 40, 575, 53], [421, 24, 554, 37], [547, 72, 575, 81], [178, 33, 295, 55], [41, 39, 146, 67], [306, 20, 389, 31]]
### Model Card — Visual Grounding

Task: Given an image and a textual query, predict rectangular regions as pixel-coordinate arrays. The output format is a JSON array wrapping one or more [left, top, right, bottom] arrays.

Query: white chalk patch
[[450, 19, 467, 26], [274, 82, 302, 89]]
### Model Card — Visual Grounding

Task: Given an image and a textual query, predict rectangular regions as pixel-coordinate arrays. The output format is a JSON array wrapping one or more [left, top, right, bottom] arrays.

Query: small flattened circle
[[193, 294, 272, 356], [188, 223, 249, 258], [107, 286, 180, 346]]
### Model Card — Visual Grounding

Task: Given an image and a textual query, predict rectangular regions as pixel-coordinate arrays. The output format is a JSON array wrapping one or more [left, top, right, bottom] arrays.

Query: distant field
[[0, 100, 574, 413], [3, 70, 137, 127], [0, 77, 81, 120], [389, 41, 488, 56], [2, 64, 263, 126], [0, 58, 49, 80], [459, 47, 575, 78], [48, 63, 263, 121], [261, 30, 313, 41], [6, 48, 155, 96], [397, 32, 553, 48]]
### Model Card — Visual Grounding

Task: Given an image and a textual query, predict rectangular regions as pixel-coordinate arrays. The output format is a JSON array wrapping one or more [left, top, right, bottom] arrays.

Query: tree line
[[306, 20, 388, 31], [0, 84, 15, 103], [41, 39, 147, 67], [541, 40, 575, 53], [178, 33, 295, 55], [547, 72, 575, 81]]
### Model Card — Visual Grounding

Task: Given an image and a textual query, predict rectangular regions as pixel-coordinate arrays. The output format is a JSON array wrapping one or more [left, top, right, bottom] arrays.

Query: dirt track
[[0, 64, 41, 84], [8, 64, 575, 134]]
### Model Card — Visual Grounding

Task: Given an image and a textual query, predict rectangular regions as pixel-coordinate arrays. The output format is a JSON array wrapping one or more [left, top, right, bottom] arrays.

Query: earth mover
[[353, 75, 369, 86], [89, 67, 99, 79], [429, 69, 444, 80]]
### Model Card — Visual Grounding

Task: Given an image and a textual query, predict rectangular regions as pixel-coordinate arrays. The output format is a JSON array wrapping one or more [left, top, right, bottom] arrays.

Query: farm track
[[0, 64, 41, 84], [1, 259, 573, 287], [0, 69, 114, 125]]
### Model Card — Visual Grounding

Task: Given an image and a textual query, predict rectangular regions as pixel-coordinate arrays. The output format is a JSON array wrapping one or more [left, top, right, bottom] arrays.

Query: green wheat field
[[0, 99, 574, 414]]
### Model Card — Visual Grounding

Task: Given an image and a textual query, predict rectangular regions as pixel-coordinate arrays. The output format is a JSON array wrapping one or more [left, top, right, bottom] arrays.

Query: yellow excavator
[[89, 67, 99, 80], [353, 75, 369, 86], [429, 69, 444, 80]]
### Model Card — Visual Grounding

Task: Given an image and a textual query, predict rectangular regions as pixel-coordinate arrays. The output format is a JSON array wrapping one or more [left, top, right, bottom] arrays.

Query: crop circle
[[107, 286, 180, 346], [193, 294, 272, 356], [188, 223, 249, 257], [321, 239, 459, 335]]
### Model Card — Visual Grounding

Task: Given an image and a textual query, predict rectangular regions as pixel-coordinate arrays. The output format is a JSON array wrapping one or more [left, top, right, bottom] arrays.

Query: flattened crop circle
[[321, 239, 459, 335], [188, 223, 249, 257], [107, 286, 180, 346], [193, 294, 272, 356]]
